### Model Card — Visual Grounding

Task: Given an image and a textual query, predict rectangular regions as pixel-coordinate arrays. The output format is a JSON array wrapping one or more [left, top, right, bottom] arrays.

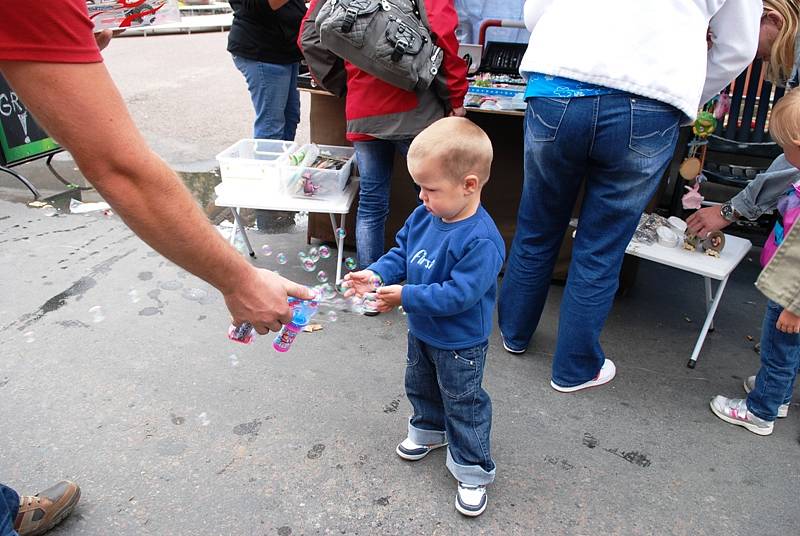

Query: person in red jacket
[[300, 0, 468, 279]]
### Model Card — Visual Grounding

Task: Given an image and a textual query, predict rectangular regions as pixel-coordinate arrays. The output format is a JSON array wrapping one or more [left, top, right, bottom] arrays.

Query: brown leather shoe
[[14, 481, 81, 536]]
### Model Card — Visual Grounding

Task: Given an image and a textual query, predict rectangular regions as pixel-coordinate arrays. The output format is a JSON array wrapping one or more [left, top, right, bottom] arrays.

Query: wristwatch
[[720, 202, 739, 222]]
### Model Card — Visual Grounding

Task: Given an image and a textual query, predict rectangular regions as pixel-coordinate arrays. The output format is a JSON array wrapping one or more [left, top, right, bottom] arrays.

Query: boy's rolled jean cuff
[[407, 419, 446, 446], [446, 448, 496, 486]]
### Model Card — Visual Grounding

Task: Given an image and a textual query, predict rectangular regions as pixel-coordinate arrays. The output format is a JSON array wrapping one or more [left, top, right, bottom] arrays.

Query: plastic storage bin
[[282, 144, 356, 200], [216, 139, 297, 195]]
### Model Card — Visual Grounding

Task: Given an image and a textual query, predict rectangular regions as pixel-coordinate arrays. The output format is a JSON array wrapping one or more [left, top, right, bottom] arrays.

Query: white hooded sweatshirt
[[519, 0, 762, 121]]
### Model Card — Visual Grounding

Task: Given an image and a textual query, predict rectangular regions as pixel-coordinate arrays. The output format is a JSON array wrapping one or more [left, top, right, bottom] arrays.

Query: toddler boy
[[345, 117, 505, 516]]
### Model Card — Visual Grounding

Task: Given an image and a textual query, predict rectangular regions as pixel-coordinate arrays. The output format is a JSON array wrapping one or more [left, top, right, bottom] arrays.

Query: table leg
[[688, 275, 729, 369], [330, 213, 345, 284], [230, 207, 256, 258], [704, 277, 715, 332]]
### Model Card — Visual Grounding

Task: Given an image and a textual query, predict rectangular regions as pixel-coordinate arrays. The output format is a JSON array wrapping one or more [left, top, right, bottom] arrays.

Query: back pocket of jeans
[[628, 98, 680, 158], [527, 97, 569, 142]]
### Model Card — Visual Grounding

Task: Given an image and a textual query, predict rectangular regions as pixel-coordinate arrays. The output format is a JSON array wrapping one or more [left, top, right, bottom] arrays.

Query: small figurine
[[302, 173, 320, 196], [683, 230, 701, 252], [703, 231, 726, 257], [693, 111, 718, 138], [682, 181, 704, 210]]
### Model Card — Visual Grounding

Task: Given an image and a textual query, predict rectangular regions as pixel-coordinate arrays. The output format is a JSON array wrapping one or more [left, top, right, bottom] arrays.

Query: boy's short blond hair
[[770, 89, 800, 148], [407, 117, 493, 184]]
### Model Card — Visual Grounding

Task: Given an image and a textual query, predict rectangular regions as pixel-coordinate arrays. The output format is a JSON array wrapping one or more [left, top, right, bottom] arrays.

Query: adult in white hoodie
[[498, 0, 761, 392]]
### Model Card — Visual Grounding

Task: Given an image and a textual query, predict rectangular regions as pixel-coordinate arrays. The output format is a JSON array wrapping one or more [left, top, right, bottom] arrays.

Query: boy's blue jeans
[[748, 300, 800, 421], [232, 55, 300, 141], [0, 484, 19, 536], [499, 94, 681, 387], [405, 332, 495, 486], [352, 139, 412, 269]]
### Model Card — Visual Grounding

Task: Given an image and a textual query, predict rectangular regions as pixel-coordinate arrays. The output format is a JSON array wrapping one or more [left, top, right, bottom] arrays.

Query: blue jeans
[[352, 139, 412, 268], [232, 55, 300, 141], [499, 94, 680, 387], [0, 484, 19, 536], [747, 300, 800, 421], [405, 332, 495, 485]]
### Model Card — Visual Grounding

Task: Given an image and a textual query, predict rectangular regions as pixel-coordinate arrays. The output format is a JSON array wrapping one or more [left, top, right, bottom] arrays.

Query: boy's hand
[[376, 285, 403, 312], [776, 308, 800, 334], [343, 270, 381, 298]]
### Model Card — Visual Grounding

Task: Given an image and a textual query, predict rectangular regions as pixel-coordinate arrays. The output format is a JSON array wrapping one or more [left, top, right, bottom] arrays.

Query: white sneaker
[[395, 437, 447, 461], [550, 359, 616, 393], [743, 375, 789, 418], [455, 483, 487, 517], [501, 333, 526, 355]]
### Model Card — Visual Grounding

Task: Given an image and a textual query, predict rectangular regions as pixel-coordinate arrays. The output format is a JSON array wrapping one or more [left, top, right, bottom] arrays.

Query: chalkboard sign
[[0, 74, 60, 166]]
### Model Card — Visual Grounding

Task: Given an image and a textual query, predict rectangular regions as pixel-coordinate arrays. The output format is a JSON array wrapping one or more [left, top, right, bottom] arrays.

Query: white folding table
[[214, 179, 358, 284], [625, 233, 752, 368]]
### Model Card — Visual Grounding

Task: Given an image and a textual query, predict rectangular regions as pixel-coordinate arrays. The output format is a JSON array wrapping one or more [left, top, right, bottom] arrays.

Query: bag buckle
[[342, 7, 359, 32], [391, 38, 408, 62]]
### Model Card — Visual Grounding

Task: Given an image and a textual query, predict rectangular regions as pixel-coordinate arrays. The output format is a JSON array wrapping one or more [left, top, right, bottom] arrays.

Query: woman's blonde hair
[[769, 88, 800, 146], [763, 0, 800, 84]]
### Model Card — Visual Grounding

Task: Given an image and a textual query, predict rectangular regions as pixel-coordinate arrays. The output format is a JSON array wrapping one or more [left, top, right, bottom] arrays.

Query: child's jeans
[[404, 332, 495, 486], [747, 300, 800, 421]]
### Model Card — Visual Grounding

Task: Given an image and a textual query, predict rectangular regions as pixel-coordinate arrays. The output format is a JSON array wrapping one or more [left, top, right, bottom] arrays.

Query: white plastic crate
[[282, 144, 356, 200], [216, 139, 297, 187]]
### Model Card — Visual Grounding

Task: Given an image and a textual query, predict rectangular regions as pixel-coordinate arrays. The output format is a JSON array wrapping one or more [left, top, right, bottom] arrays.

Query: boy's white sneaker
[[395, 437, 447, 461], [550, 359, 616, 393], [455, 483, 487, 517], [743, 375, 789, 418]]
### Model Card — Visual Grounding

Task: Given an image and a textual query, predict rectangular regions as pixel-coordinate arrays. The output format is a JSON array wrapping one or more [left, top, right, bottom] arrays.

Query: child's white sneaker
[[455, 483, 487, 517], [710, 395, 774, 436], [743, 375, 789, 418], [395, 437, 447, 461], [550, 359, 616, 393]]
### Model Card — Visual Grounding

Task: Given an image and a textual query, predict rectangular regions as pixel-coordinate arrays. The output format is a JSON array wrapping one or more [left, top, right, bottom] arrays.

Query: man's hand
[[449, 106, 467, 117], [686, 206, 731, 237], [93, 29, 123, 51], [776, 308, 800, 334], [375, 285, 403, 312], [343, 269, 381, 298], [224, 267, 314, 334]]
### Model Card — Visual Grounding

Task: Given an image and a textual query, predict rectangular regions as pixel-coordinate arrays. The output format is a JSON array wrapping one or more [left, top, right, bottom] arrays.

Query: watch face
[[721, 204, 734, 220]]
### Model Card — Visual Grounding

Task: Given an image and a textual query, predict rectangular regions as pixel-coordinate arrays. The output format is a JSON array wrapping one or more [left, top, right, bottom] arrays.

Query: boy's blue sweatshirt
[[369, 204, 505, 350]]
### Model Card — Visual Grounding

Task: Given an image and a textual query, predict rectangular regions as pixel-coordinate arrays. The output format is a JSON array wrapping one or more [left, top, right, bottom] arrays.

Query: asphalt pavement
[[0, 32, 797, 536]]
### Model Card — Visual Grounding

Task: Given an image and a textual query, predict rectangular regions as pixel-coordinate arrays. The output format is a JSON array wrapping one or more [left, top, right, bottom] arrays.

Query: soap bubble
[[370, 275, 382, 289], [336, 279, 349, 294], [317, 270, 329, 283], [260, 244, 273, 256], [182, 287, 207, 301], [89, 305, 105, 323], [318, 283, 336, 300], [159, 280, 183, 291], [128, 289, 140, 303], [319, 245, 331, 259], [41, 205, 58, 217], [308, 247, 320, 263], [350, 297, 365, 314], [298, 251, 307, 261], [335, 227, 346, 239], [276, 253, 288, 264], [399, 305, 407, 316], [302, 258, 316, 272], [197, 412, 211, 426], [326, 311, 338, 322], [23, 331, 35, 343], [345, 257, 357, 270], [228, 354, 239, 367]]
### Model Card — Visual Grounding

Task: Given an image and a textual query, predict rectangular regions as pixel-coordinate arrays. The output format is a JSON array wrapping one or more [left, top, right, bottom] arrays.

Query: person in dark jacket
[[228, 0, 306, 140]]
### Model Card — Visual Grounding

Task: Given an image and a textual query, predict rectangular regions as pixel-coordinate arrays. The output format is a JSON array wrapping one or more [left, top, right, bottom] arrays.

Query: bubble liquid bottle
[[272, 297, 319, 353]]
